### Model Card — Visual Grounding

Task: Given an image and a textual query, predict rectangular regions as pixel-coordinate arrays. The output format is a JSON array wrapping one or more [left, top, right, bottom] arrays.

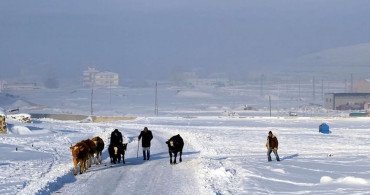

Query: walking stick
[[137, 140, 140, 158]]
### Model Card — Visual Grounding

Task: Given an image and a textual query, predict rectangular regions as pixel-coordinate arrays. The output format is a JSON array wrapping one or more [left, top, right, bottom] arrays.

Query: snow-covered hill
[[278, 42, 370, 78]]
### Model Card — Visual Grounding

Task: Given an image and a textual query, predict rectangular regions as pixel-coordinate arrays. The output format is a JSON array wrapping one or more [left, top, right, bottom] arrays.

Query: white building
[[94, 72, 119, 87], [0, 80, 6, 90], [83, 67, 100, 87], [83, 67, 119, 88]]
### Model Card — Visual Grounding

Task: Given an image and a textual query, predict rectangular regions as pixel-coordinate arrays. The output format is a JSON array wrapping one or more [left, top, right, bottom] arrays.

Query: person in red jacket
[[266, 131, 280, 162], [138, 127, 153, 160]]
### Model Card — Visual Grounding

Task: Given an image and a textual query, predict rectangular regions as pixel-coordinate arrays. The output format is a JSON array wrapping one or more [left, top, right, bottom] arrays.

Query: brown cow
[[70, 141, 89, 175], [82, 139, 97, 168], [92, 136, 105, 164]]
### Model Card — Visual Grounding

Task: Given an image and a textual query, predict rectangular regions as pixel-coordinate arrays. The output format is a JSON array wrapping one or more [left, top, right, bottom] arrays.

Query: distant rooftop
[[97, 71, 118, 76]]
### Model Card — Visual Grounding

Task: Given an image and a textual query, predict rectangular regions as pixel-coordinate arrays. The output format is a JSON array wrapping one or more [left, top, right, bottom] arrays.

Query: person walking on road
[[266, 131, 280, 162], [138, 127, 153, 160]]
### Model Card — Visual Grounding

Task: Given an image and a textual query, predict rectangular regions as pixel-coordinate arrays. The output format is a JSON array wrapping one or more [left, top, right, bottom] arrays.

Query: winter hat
[[268, 131, 272, 134], [144, 127, 148, 131]]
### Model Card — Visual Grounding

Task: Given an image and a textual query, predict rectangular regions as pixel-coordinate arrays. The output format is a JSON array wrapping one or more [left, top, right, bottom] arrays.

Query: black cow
[[166, 134, 184, 164], [108, 143, 127, 164]]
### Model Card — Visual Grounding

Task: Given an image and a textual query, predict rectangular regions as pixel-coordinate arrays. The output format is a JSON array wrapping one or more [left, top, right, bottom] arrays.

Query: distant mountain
[[0, 93, 20, 108], [0, 92, 45, 112], [277, 43, 370, 80]]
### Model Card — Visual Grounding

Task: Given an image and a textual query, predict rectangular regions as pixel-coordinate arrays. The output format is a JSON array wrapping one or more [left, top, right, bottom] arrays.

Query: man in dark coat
[[138, 127, 153, 160], [266, 131, 280, 162], [110, 129, 123, 146]]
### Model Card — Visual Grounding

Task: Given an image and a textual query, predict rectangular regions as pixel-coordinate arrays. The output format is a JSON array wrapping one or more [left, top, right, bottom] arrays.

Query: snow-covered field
[[1, 87, 370, 194], [2, 116, 370, 194]]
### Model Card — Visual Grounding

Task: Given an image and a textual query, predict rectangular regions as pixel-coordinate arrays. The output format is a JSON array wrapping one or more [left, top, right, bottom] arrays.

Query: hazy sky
[[1, 0, 370, 83]]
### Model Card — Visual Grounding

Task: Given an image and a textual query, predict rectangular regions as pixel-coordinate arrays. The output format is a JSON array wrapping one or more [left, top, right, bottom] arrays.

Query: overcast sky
[[1, 0, 370, 83]]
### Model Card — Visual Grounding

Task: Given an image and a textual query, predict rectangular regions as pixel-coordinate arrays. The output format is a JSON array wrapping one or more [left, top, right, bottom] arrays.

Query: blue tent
[[319, 123, 330, 134]]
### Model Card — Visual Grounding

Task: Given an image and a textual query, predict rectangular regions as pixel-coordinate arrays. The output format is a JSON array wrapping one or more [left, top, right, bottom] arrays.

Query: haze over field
[[1, 0, 370, 84]]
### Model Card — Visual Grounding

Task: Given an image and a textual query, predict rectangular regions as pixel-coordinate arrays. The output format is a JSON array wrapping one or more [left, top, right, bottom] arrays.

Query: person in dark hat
[[266, 131, 280, 162], [110, 129, 123, 146], [138, 127, 153, 160]]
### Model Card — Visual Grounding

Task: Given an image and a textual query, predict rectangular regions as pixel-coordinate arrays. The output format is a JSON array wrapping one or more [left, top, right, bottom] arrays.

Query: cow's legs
[[88, 155, 92, 168], [79, 160, 84, 174], [95, 152, 99, 165], [85, 159, 89, 170], [169, 152, 173, 164], [73, 159, 78, 175], [174, 152, 177, 164], [82, 160, 86, 173], [179, 150, 183, 162], [94, 153, 97, 165], [84, 159, 88, 172]]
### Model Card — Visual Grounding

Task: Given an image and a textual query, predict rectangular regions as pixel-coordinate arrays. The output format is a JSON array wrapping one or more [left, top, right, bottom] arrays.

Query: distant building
[[324, 93, 370, 110], [83, 67, 100, 87], [364, 102, 370, 111], [83, 67, 119, 88], [353, 79, 370, 93], [94, 72, 119, 87], [0, 80, 6, 90], [185, 78, 230, 88], [2, 82, 38, 90]]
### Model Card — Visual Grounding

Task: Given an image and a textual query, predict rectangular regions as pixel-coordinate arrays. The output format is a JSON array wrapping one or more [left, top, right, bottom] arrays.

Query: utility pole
[[350, 73, 353, 93], [155, 81, 158, 116], [90, 71, 96, 117], [298, 79, 301, 101], [312, 76, 316, 100], [109, 81, 112, 104], [269, 95, 272, 117], [321, 79, 324, 100], [90, 87, 94, 116], [260, 74, 264, 97]]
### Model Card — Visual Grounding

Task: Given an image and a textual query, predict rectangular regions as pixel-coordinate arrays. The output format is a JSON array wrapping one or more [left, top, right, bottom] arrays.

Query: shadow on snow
[[281, 153, 299, 161]]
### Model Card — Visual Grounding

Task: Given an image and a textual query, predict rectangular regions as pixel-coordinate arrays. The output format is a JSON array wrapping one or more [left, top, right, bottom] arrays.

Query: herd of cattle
[[70, 133, 184, 175], [69, 136, 105, 175]]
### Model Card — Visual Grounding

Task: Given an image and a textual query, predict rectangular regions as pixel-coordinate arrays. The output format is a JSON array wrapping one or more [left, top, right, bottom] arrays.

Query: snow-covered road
[[54, 127, 203, 195]]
